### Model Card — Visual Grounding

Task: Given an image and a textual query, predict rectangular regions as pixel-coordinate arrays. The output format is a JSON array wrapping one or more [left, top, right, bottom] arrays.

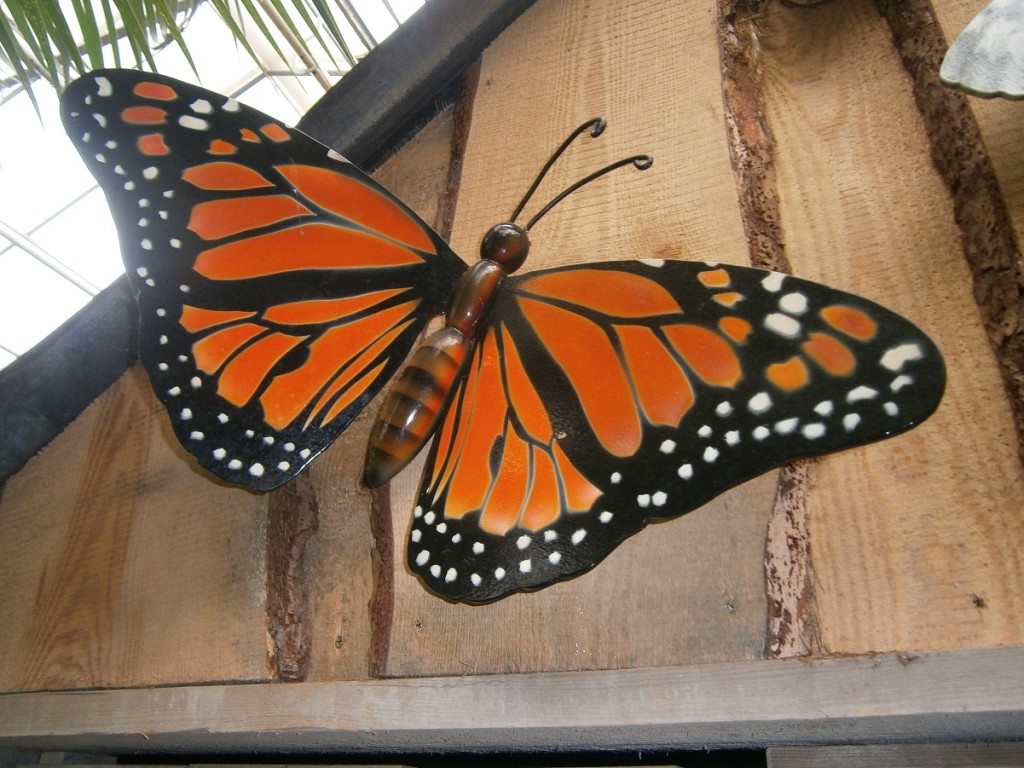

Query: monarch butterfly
[[61, 69, 945, 603]]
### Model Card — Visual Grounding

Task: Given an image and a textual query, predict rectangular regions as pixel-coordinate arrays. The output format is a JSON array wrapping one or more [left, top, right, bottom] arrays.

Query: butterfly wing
[[60, 70, 466, 490], [409, 260, 945, 602]]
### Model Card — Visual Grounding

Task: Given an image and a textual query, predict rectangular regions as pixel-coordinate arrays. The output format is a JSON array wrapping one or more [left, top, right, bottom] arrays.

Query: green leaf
[[0, 9, 41, 112], [68, 0, 104, 70]]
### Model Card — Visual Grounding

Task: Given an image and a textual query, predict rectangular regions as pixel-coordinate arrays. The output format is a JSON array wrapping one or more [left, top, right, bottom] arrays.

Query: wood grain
[[380, 0, 772, 677], [768, 742, 1024, 768], [0, 366, 270, 691], [757, 0, 1024, 653], [1, 647, 1022, 752]]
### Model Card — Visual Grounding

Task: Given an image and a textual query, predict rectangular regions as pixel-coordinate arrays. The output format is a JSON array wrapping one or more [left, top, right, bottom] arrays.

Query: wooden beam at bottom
[[0, 647, 1021, 753]]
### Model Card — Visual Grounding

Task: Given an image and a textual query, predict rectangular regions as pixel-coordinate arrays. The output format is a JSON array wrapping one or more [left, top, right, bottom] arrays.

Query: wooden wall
[[0, 0, 1021, 704]]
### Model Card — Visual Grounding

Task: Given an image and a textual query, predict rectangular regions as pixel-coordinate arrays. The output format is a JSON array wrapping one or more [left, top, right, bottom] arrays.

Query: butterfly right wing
[[408, 260, 945, 602], [60, 70, 467, 490]]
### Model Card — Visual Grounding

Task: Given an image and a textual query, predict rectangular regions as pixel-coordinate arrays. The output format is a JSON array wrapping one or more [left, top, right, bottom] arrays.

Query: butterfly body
[[61, 69, 946, 603]]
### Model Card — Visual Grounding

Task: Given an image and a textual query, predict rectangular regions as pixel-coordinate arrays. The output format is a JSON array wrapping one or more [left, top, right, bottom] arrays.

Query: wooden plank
[[757, 0, 1024, 653], [0, 367, 270, 692], [379, 0, 772, 677], [0, 647, 1022, 752], [768, 742, 1024, 768]]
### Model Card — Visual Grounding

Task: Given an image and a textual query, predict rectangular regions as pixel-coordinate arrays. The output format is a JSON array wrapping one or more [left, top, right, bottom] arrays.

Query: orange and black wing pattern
[[410, 260, 945, 602], [60, 70, 465, 490]]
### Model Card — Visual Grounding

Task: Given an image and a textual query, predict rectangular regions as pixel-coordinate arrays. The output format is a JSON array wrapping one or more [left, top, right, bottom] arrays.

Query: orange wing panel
[[275, 165, 435, 253], [180, 305, 256, 333], [445, 331, 507, 518], [519, 448, 561, 531], [310, 318, 414, 427], [766, 356, 810, 391], [663, 324, 743, 388], [552, 440, 601, 513], [121, 106, 167, 125], [802, 331, 856, 376], [194, 223, 423, 280], [137, 133, 170, 156], [615, 323, 694, 427], [183, 162, 274, 191], [519, 268, 681, 318], [133, 81, 177, 100], [191, 323, 266, 374], [500, 326, 552, 441], [262, 288, 406, 326], [821, 305, 877, 340], [217, 332, 308, 407], [479, 429, 530, 536], [258, 300, 418, 430], [519, 296, 641, 456], [187, 195, 312, 240]]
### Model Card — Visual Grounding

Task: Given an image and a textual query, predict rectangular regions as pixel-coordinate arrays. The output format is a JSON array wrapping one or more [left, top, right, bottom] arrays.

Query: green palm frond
[[0, 0, 357, 108]]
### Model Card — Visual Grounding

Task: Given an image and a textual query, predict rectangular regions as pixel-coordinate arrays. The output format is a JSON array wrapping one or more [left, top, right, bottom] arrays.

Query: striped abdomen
[[363, 260, 504, 487]]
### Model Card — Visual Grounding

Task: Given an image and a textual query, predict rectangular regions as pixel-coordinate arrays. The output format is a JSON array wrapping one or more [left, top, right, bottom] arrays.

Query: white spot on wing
[[95, 76, 113, 96], [179, 115, 210, 131], [749, 392, 772, 414], [847, 385, 879, 403], [881, 343, 923, 371], [802, 423, 826, 439], [891, 374, 914, 392], [779, 292, 808, 315], [765, 312, 802, 338], [762, 271, 785, 292], [775, 418, 799, 434]]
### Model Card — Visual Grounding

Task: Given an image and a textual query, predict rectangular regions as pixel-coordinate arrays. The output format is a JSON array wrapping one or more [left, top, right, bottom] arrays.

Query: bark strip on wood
[[368, 63, 480, 678], [877, 0, 1024, 468], [266, 471, 319, 681], [718, 0, 819, 658]]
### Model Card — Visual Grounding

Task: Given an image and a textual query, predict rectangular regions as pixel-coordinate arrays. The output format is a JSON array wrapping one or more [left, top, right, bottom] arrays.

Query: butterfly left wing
[[60, 70, 466, 490], [409, 260, 945, 602]]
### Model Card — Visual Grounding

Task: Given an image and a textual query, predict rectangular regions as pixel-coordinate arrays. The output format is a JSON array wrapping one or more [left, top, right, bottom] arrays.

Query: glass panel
[[0, 246, 91, 355], [31, 188, 124, 289]]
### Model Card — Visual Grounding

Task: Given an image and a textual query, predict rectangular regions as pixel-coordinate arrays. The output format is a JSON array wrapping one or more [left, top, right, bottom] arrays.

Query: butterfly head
[[481, 222, 530, 273]]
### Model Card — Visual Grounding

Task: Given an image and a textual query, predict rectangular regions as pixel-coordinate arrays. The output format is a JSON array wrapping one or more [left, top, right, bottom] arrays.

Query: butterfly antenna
[[509, 117, 608, 224], [523, 153, 653, 232]]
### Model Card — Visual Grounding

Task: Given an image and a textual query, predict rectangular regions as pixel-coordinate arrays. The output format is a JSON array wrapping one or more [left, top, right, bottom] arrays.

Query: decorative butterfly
[[61, 69, 945, 604]]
